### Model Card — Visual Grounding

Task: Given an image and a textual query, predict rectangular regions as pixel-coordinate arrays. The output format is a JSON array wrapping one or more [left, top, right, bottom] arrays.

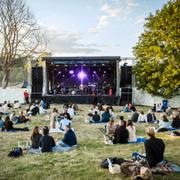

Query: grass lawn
[[0, 104, 180, 180]]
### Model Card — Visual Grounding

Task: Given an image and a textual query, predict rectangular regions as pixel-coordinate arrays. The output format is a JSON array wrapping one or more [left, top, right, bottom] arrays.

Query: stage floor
[[44, 94, 120, 105]]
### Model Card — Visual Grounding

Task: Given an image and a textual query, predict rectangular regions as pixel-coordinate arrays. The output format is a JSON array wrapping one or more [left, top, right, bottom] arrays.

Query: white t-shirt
[[127, 125, 137, 142], [67, 108, 75, 116], [59, 118, 72, 130]]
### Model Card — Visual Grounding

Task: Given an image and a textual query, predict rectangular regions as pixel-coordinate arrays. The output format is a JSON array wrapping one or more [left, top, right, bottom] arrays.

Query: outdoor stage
[[44, 94, 120, 105], [31, 56, 121, 105]]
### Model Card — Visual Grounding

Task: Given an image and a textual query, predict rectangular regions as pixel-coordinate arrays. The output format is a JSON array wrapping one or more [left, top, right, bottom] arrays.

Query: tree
[[0, 0, 45, 88], [133, 0, 180, 98]]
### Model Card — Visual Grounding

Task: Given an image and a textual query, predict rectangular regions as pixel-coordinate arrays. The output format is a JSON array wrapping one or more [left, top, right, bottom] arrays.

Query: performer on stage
[[79, 84, 84, 95]]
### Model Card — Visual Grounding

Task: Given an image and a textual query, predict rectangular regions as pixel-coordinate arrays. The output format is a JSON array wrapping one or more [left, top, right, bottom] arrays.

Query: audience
[[144, 127, 165, 167], [50, 108, 59, 129], [91, 111, 101, 123], [166, 106, 173, 116], [131, 111, 139, 122], [30, 126, 42, 149], [13, 101, 21, 109], [18, 111, 30, 123], [172, 115, 180, 128], [57, 125, 77, 147], [59, 113, 72, 131], [101, 107, 111, 122], [67, 104, 75, 117], [137, 111, 147, 123], [2, 116, 29, 131], [0, 115, 4, 131], [39, 126, 56, 153], [127, 120, 137, 142], [146, 109, 157, 123], [157, 115, 171, 132], [106, 119, 116, 139], [113, 119, 129, 144]]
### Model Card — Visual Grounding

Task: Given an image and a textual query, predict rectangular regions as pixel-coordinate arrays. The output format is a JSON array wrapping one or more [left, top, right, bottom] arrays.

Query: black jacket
[[62, 129, 77, 146], [39, 135, 55, 152], [144, 137, 165, 167], [113, 126, 129, 144]]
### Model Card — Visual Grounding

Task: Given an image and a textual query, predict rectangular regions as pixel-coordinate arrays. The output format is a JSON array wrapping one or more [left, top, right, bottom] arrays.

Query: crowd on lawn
[[0, 94, 180, 178]]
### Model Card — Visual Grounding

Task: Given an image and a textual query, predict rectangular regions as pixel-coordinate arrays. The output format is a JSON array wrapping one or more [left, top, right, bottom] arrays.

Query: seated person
[[59, 113, 72, 131], [2, 116, 29, 131], [39, 126, 56, 153], [157, 115, 171, 132], [50, 108, 59, 129], [91, 111, 101, 123], [0, 104, 4, 115], [0, 115, 4, 131], [128, 103, 136, 112], [122, 104, 131, 112], [57, 125, 77, 147], [39, 106, 46, 115], [172, 115, 180, 128], [106, 119, 116, 138], [101, 107, 111, 122], [147, 109, 157, 123], [30, 126, 42, 149], [109, 106, 115, 120], [40, 99, 47, 109], [18, 111, 30, 123], [10, 112, 19, 123], [67, 105, 75, 117], [13, 101, 21, 109], [113, 119, 129, 144], [127, 120, 137, 142], [156, 103, 163, 112], [166, 106, 173, 116], [137, 111, 147, 123], [144, 127, 165, 167], [27, 103, 39, 116], [152, 104, 156, 112], [131, 111, 139, 122]]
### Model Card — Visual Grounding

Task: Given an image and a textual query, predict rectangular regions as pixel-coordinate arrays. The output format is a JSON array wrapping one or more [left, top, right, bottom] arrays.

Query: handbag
[[107, 158, 121, 174]]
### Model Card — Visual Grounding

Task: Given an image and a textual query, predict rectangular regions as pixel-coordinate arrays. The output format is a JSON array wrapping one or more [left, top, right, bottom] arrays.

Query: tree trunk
[[1, 69, 10, 89]]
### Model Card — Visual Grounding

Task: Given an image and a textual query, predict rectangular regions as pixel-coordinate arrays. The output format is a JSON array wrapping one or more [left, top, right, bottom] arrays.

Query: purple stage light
[[78, 71, 87, 80], [69, 70, 74, 74], [93, 71, 96, 74]]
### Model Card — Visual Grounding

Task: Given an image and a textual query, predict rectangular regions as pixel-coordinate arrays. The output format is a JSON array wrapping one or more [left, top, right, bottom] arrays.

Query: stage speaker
[[120, 66, 132, 87], [31, 67, 43, 98], [120, 87, 132, 105]]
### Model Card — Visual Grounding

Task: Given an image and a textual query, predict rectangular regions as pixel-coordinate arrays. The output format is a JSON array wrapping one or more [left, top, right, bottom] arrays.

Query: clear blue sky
[[26, 0, 168, 57]]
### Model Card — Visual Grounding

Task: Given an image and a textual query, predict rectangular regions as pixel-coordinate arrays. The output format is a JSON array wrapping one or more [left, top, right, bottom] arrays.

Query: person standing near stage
[[24, 90, 29, 104]]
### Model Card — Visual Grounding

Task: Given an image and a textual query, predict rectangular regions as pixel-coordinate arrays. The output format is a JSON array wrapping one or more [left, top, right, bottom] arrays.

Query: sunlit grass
[[0, 104, 180, 180]]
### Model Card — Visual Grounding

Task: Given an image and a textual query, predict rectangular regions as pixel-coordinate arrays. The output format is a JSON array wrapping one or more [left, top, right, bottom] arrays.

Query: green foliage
[[133, 0, 180, 98]]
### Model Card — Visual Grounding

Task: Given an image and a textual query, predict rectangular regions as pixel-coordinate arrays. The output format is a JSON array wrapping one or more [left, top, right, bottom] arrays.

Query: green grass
[[0, 104, 180, 180]]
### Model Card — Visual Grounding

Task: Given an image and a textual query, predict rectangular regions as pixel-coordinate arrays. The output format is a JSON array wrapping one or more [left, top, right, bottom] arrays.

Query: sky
[[26, 0, 169, 57]]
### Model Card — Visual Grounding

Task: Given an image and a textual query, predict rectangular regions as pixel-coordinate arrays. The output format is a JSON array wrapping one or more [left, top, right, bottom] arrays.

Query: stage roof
[[43, 56, 121, 65]]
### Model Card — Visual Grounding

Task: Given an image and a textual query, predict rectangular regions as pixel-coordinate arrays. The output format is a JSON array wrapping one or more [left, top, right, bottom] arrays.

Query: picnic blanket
[[151, 160, 180, 173]]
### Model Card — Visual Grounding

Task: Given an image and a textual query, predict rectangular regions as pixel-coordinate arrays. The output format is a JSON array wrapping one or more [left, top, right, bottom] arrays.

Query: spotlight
[[64, 64, 68, 67], [69, 70, 74, 74], [58, 71, 61, 74], [102, 64, 105, 66], [93, 71, 96, 74], [104, 71, 106, 73], [78, 71, 87, 80]]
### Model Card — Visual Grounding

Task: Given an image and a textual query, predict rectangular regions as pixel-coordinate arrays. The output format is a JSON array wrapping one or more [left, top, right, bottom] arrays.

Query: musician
[[79, 84, 84, 95]]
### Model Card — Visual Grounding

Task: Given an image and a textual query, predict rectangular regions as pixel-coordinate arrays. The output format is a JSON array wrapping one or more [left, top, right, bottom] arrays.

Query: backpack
[[8, 147, 23, 158]]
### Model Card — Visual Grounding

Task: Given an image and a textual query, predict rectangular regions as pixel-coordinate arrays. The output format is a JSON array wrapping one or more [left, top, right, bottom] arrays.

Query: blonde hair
[[146, 127, 156, 137]]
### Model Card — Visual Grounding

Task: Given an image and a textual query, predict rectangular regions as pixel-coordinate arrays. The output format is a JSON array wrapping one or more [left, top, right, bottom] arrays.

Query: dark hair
[[119, 116, 124, 120], [127, 120, 134, 129], [43, 126, 49, 135], [162, 115, 169, 122], [121, 120, 126, 128], [140, 111, 144, 115]]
